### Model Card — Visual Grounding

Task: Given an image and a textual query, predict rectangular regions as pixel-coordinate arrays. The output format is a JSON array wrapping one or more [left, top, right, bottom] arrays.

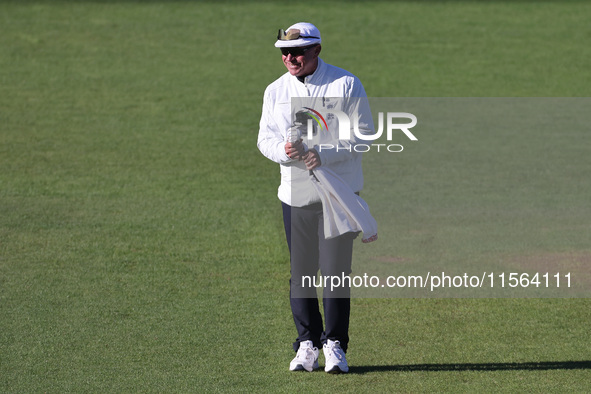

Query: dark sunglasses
[[277, 28, 320, 41], [280, 45, 318, 57]]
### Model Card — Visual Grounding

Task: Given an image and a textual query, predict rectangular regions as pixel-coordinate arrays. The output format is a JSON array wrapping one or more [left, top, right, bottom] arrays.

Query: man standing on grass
[[257, 22, 374, 374]]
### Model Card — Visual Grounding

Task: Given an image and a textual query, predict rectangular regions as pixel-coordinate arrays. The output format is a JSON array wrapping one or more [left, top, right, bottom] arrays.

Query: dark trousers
[[282, 202, 356, 353]]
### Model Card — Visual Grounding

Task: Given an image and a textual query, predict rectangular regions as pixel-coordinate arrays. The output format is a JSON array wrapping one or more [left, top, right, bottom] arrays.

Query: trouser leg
[[318, 213, 355, 353], [283, 203, 323, 351]]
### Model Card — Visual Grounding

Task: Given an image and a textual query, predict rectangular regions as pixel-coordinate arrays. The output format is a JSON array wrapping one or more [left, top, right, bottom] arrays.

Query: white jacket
[[257, 58, 374, 207]]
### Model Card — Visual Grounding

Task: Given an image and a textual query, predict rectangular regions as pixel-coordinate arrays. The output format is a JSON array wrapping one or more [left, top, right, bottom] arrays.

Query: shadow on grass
[[349, 361, 591, 374]]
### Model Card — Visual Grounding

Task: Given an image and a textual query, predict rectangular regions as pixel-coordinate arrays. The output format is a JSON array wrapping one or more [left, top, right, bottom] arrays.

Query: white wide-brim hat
[[274, 22, 321, 48]]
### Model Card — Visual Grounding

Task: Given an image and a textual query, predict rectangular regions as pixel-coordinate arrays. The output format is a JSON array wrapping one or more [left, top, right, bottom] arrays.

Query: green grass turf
[[1, 0, 590, 392]]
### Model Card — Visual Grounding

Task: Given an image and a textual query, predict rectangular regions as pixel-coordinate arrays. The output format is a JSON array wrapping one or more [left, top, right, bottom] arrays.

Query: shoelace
[[298, 346, 317, 362], [327, 342, 344, 361]]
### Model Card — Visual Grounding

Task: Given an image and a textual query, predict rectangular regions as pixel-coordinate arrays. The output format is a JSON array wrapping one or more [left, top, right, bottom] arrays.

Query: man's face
[[281, 45, 321, 77]]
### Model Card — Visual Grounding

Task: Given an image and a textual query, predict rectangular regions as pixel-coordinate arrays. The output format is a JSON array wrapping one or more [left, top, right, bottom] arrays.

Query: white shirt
[[257, 58, 374, 207]]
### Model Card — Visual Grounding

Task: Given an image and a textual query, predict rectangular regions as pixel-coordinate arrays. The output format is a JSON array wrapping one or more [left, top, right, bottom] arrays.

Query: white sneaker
[[289, 340, 319, 372], [323, 339, 349, 373]]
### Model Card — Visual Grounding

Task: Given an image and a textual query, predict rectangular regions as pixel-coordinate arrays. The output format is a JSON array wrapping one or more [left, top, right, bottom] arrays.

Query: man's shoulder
[[264, 72, 292, 95], [316, 59, 361, 87], [323, 61, 357, 79]]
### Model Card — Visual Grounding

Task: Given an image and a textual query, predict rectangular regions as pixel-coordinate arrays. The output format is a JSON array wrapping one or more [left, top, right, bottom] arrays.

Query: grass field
[[1, 0, 590, 392]]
